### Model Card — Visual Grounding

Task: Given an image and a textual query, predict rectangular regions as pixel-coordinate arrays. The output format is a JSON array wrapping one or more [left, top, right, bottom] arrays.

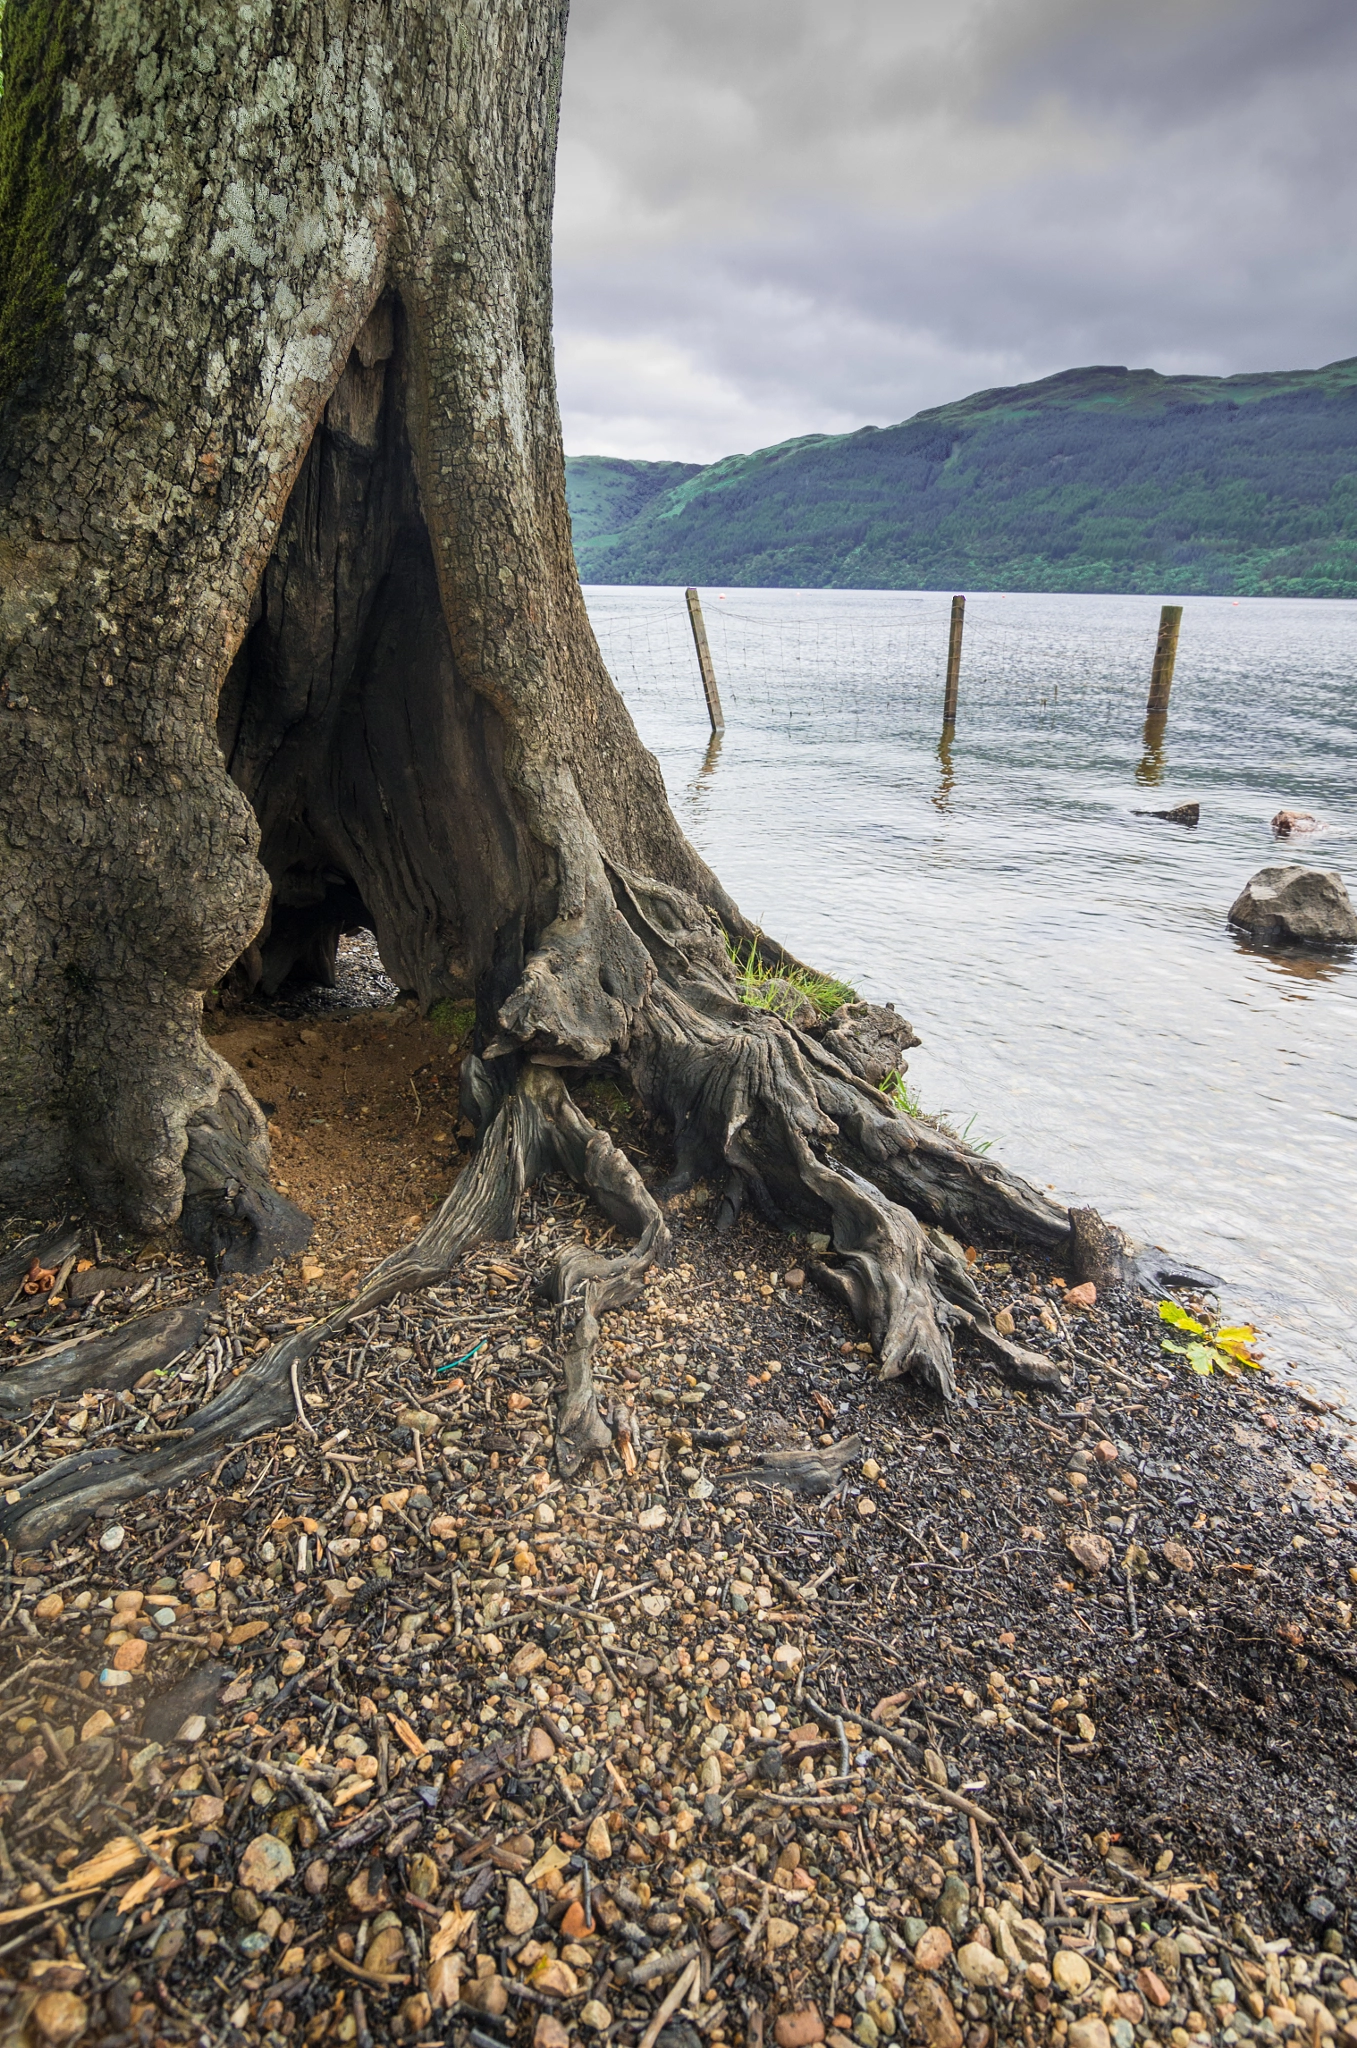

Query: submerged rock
[[1133, 800, 1199, 825], [1271, 808, 1321, 836], [1228, 864, 1357, 947]]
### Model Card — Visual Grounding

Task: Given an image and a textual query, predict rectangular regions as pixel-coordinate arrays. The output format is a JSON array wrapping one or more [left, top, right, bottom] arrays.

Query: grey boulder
[[1228, 864, 1357, 947]]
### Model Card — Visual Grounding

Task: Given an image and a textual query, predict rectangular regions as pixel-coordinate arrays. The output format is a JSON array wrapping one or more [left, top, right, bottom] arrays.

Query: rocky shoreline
[[1, 1051, 1354, 2048]]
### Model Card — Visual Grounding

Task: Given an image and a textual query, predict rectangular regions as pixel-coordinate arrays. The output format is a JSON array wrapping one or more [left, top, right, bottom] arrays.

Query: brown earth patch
[[205, 998, 470, 1283]]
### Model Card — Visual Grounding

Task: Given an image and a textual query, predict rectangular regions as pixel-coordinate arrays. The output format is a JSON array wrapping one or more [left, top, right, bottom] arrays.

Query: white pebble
[[99, 1525, 125, 1552]]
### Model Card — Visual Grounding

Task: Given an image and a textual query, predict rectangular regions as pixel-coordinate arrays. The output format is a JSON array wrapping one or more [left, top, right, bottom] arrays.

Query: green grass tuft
[[427, 998, 475, 1044], [726, 937, 856, 1020], [879, 1069, 992, 1154]]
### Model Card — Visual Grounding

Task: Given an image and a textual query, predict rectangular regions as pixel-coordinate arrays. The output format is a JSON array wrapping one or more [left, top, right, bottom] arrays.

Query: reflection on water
[[586, 585, 1357, 1401], [1232, 935, 1352, 991], [1136, 711, 1169, 785], [933, 737, 956, 814]]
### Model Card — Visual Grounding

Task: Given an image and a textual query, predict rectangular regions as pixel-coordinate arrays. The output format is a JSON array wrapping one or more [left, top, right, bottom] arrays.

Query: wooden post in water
[[685, 587, 725, 734], [942, 594, 965, 731], [1146, 604, 1183, 715]]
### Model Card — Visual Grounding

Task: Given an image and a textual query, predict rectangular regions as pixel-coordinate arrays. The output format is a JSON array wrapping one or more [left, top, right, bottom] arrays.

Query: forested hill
[[565, 359, 1357, 596]]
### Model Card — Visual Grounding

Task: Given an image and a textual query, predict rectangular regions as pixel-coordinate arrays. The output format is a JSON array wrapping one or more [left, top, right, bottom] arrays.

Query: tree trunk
[[0, 0, 1080, 1541]]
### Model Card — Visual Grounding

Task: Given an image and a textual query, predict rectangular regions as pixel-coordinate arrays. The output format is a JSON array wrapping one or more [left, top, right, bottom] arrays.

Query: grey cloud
[[553, 0, 1357, 460]]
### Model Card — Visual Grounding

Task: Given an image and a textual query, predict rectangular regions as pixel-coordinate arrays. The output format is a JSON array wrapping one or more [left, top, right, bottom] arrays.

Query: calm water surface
[[583, 586, 1357, 1402]]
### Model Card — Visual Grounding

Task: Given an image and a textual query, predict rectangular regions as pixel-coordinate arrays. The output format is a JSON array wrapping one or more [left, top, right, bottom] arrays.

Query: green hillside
[[565, 359, 1357, 596], [564, 455, 702, 552]]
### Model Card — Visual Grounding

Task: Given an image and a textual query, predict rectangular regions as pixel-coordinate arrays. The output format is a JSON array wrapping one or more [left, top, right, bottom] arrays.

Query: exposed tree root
[[180, 1091, 313, 1275], [607, 869, 1066, 1396], [0, 1305, 210, 1418], [727, 1433, 865, 1497], [2, 870, 1102, 1552], [0, 1068, 662, 1547]]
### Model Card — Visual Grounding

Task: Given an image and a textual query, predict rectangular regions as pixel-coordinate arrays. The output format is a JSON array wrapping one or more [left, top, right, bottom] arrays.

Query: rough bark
[[0, 0, 1092, 1547], [0, 0, 731, 1226]]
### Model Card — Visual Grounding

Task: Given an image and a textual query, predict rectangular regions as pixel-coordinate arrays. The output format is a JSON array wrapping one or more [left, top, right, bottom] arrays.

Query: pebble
[[34, 1594, 64, 1624], [9, 1153, 1346, 2048], [957, 1941, 1008, 1989], [1053, 1950, 1093, 1994], [585, 1813, 612, 1860], [504, 1878, 537, 1936], [914, 1926, 954, 1972], [461, 1973, 508, 2016], [938, 1872, 970, 1934], [529, 1958, 579, 1997], [775, 2008, 826, 2048], [1066, 1530, 1113, 1575], [32, 1993, 89, 2045], [907, 1978, 963, 2048], [98, 1525, 125, 1552], [98, 1668, 132, 1689], [237, 1833, 295, 1893]]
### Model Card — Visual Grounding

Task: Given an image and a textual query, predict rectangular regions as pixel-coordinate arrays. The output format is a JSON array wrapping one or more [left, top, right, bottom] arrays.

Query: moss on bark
[[0, 0, 74, 408]]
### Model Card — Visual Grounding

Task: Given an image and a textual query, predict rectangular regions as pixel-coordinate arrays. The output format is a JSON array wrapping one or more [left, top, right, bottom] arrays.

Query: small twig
[[290, 1352, 317, 1438], [0, 1402, 58, 1471], [330, 1948, 411, 1990], [627, 1940, 702, 1988], [638, 1957, 700, 2048], [969, 1813, 986, 1909], [105, 1815, 176, 1882], [802, 1691, 850, 1777]]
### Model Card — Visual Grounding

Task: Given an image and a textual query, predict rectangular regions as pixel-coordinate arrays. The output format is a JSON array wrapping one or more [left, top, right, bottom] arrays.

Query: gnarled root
[[604, 865, 1070, 1398], [180, 1091, 313, 1275], [0, 1304, 210, 1418], [0, 1064, 664, 1548]]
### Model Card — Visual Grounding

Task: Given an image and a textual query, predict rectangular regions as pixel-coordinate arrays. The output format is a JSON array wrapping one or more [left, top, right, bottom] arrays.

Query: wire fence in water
[[582, 588, 1169, 739]]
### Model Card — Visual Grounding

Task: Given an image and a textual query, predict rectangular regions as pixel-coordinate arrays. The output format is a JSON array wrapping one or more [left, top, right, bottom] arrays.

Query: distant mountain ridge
[[565, 359, 1357, 596]]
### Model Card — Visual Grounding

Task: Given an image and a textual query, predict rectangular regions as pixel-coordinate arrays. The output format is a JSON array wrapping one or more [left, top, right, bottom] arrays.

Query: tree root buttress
[[0, 1067, 664, 1550]]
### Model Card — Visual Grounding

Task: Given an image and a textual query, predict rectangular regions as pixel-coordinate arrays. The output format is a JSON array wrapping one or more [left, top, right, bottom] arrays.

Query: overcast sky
[[552, 0, 1357, 462]]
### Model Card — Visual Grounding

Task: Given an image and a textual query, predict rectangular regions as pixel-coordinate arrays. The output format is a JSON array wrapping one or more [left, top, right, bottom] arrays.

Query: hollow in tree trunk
[[0, 0, 1084, 1546]]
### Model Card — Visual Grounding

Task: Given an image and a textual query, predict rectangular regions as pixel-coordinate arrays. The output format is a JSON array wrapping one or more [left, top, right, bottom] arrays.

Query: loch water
[[583, 585, 1357, 1402]]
